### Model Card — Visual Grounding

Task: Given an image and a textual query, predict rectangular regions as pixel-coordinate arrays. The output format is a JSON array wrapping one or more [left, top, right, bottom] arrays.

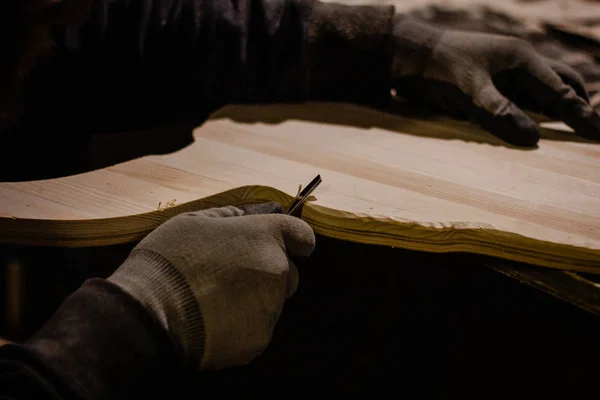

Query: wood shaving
[[157, 199, 177, 211], [288, 185, 318, 210]]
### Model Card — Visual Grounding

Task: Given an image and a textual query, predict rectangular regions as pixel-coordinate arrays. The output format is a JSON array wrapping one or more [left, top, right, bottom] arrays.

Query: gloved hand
[[107, 202, 315, 371], [392, 16, 600, 146]]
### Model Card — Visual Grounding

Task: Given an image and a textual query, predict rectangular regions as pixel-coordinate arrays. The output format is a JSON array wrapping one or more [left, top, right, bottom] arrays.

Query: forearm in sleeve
[[0, 279, 186, 400], [51, 0, 397, 111]]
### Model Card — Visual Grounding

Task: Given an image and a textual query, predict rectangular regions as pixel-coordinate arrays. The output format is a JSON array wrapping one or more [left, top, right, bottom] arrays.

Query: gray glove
[[107, 202, 315, 370], [392, 16, 600, 146]]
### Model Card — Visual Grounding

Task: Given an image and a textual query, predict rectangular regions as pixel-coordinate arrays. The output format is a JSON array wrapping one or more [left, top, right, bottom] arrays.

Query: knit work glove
[[107, 202, 315, 370], [392, 16, 600, 146]]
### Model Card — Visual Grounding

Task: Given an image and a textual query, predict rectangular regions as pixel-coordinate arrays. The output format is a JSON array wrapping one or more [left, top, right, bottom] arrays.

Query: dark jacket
[[13, 0, 395, 135], [0, 280, 187, 400]]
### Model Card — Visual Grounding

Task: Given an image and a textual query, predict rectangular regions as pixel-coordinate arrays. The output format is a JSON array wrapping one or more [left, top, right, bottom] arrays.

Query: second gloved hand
[[107, 203, 315, 370], [391, 16, 600, 146]]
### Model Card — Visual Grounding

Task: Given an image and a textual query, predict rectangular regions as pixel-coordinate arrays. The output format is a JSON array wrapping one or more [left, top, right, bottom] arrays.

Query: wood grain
[[0, 102, 599, 272]]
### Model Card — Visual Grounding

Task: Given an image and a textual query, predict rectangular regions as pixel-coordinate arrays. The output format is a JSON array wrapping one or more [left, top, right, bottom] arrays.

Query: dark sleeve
[[0, 279, 188, 400], [33, 0, 396, 130], [306, 2, 396, 106]]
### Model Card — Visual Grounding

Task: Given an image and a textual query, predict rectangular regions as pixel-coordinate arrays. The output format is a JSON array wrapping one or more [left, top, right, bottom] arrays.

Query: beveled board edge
[[0, 185, 598, 273]]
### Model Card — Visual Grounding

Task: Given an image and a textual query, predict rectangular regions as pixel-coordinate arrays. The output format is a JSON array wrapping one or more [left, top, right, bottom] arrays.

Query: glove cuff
[[392, 15, 444, 77], [107, 249, 205, 368]]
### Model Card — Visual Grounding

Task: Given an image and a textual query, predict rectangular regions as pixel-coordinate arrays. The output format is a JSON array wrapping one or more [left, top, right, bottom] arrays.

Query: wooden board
[[0, 102, 599, 272]]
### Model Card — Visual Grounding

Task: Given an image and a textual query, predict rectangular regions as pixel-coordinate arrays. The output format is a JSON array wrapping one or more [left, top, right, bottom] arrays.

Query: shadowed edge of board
[[0, 184, 598, 274]]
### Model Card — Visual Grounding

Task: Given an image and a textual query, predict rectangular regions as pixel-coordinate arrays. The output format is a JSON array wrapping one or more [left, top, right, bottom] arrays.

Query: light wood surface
[[0, 102, 599, 272]]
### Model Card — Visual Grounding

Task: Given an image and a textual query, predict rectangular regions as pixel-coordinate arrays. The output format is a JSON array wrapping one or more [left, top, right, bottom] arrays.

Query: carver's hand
[[107, 202, 315, 370], [392, 16, 600, 146]]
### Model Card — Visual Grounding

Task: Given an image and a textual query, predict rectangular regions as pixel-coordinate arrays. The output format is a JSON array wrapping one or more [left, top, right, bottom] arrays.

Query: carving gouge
[[286, 174, 322, 217]]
